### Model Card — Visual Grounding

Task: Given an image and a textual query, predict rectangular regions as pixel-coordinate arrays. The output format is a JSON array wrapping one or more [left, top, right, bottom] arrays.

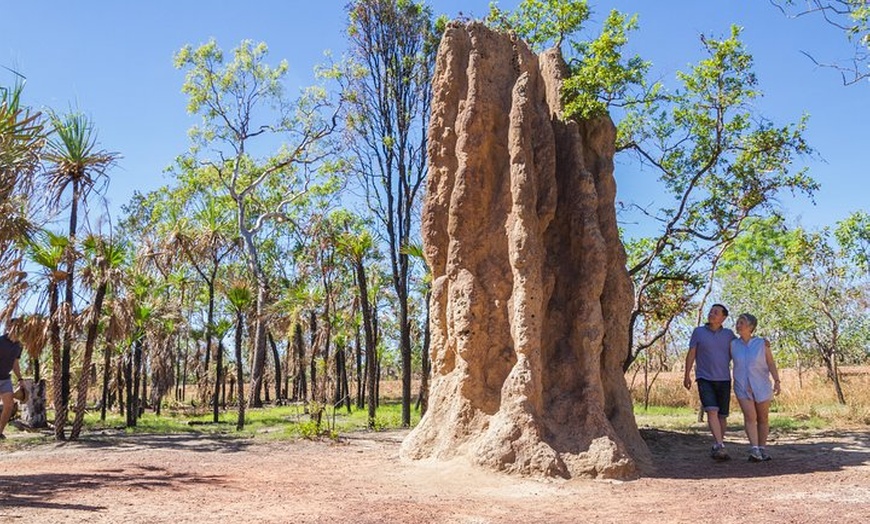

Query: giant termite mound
[[400, 22, 651, 480]]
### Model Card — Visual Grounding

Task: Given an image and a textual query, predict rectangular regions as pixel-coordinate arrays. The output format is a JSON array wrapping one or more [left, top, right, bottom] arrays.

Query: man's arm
[[683, 347, 696, 390], [12, 359, 21, 381]]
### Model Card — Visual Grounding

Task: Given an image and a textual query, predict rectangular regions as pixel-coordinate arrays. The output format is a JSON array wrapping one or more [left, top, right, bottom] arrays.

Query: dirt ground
[[1, 426, 869, 524]]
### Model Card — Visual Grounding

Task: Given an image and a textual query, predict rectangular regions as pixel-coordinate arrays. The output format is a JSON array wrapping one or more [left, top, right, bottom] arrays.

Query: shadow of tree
[[66, 432, 256, 453], [0, 466, 226, 512], [641, 427, 870, 479]]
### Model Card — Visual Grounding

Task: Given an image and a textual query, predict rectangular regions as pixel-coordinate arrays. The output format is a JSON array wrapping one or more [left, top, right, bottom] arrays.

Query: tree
[[620, 26, 818, 369], [718, 217, 870, 403], [43, 110, 118, 423], [20, 230, 67, 429], [835, 210, 870, 273], [336, 215, 379, 426], [487, 1, 818, 371], [343, 0, 438, 427], [69, 234, 126, 440], [772, 0, 870, 85], [0, 76, 43, 264], [170, 191, 236, 421], [225, 279, 253, 430], [174, 39, 341, 408]]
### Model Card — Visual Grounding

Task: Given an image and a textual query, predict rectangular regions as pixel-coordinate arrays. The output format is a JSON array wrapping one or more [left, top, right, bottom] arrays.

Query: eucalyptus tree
[[835, 210, 870, 273], [343, 0, 438, 427], [489, 1, 818, 369], [42, 110, 118, 410], [174, 39, 342, 407], [718, 217, 870, 403]]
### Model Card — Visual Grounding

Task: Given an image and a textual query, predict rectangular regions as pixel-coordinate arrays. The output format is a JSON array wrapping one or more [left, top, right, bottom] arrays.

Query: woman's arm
[[764, 339, 780, 395]]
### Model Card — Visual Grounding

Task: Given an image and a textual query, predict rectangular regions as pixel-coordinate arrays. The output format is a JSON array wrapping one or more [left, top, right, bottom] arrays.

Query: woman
[[731, 313, 781, 462]]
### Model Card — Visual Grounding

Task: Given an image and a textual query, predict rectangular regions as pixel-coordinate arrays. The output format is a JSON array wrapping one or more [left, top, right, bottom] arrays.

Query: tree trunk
[[61, 180, 80, 412], [355, 323, 364, 409], [70, 277, 108, 440], [213, 328, 224, 422], [18, 379, 47, 428], [49, 280, 65, 440], [235, 311, 246, 431], [248, 282, 268, 407], [399, 292, 411, 427], [354, 258, 378, 428], [308, 310, 317, 403], [268, 331, 282, 402], [416, 288, 431, 415], [124, 349, 134, 427], [293, 323, 306, 402]]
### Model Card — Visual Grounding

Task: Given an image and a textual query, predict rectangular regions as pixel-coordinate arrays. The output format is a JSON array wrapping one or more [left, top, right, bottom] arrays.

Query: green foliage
[[834, 211, 870, 273], [488, 0, 590, 51], [562, 10, 647, 119], [43, 110, 118, 209], [487, 1, 647, 120], [719, 218, 870, 374], [620, 26, 817, 368], [0, 76, 43, 248]]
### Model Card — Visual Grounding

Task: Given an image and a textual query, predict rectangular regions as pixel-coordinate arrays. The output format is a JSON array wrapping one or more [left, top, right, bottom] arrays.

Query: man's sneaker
[[711, 445, 730, 461], [759, 447, 772, 461], [748, 447, 764, 462]]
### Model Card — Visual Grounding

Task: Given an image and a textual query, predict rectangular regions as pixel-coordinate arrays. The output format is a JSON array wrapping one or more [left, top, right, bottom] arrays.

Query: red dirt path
[[1, 427, 869, 523]]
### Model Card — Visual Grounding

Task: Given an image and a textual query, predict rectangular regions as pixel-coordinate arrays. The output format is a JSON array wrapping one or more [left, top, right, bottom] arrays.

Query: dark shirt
[[0, 334, 22, 380]]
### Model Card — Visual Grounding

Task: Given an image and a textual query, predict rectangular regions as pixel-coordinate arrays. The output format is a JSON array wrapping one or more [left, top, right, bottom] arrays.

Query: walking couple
[[684, 304, 781, 462]]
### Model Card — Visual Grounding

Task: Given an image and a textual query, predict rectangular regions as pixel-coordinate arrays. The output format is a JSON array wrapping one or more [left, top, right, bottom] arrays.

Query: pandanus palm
[[225, 280, 253, 430], [22, 230, 68, 435], [0, 78, 43, 257], [43, 110, 118, 411], [69, 235, 126, 440], [337, 227, 378, 428], [170, 196, 236, 418]]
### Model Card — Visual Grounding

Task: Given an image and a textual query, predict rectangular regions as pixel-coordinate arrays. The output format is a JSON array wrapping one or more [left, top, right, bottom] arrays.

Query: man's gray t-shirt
[[689, 324, 735, 381]]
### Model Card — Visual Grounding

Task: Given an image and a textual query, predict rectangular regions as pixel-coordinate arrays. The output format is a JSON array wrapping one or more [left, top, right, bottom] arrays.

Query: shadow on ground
[[642, 427, 870, 479], [0, 466, 227, 513]]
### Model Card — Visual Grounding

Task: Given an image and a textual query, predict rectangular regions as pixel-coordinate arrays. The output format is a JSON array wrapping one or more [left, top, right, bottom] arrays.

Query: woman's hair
[[738, 313, 758, 332]]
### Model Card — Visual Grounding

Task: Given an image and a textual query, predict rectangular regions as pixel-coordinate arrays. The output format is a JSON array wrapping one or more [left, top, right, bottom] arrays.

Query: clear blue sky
[[2, 1, 866, 235]]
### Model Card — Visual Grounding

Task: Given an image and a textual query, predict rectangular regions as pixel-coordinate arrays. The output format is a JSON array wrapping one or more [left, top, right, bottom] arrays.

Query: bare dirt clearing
[[1, 427, 869, 523]]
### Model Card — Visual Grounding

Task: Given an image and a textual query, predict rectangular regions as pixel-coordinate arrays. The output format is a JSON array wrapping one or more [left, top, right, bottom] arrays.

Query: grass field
[[629, 365, 870, 428], [5, 366, 866, 449]]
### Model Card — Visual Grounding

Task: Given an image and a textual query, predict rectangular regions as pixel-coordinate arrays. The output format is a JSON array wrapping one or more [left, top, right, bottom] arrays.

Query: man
[[684, 304, 736, 461], [0, 318, 23, 439]]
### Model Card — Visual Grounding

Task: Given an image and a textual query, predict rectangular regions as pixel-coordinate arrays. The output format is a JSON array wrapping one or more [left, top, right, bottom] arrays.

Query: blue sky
[[2, 1, 866, 236]]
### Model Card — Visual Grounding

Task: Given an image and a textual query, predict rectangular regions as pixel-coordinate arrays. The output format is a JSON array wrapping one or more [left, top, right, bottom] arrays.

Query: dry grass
[[628, 366, 870, 427]]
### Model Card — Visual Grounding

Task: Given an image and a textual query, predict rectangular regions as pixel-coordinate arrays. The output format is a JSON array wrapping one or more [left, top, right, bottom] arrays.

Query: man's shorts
[[0, 378, 12, 395], [697, 378, 731, 417]]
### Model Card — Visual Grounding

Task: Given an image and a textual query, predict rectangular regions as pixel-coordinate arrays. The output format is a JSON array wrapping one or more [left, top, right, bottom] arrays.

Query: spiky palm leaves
[[225, 280, 254, 430], [0, 79, 42, 248], [0, 79, 44, 319], [69, 235, 127, 440], [20, 230, 68, 433], [43, 110, 119, 415]]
